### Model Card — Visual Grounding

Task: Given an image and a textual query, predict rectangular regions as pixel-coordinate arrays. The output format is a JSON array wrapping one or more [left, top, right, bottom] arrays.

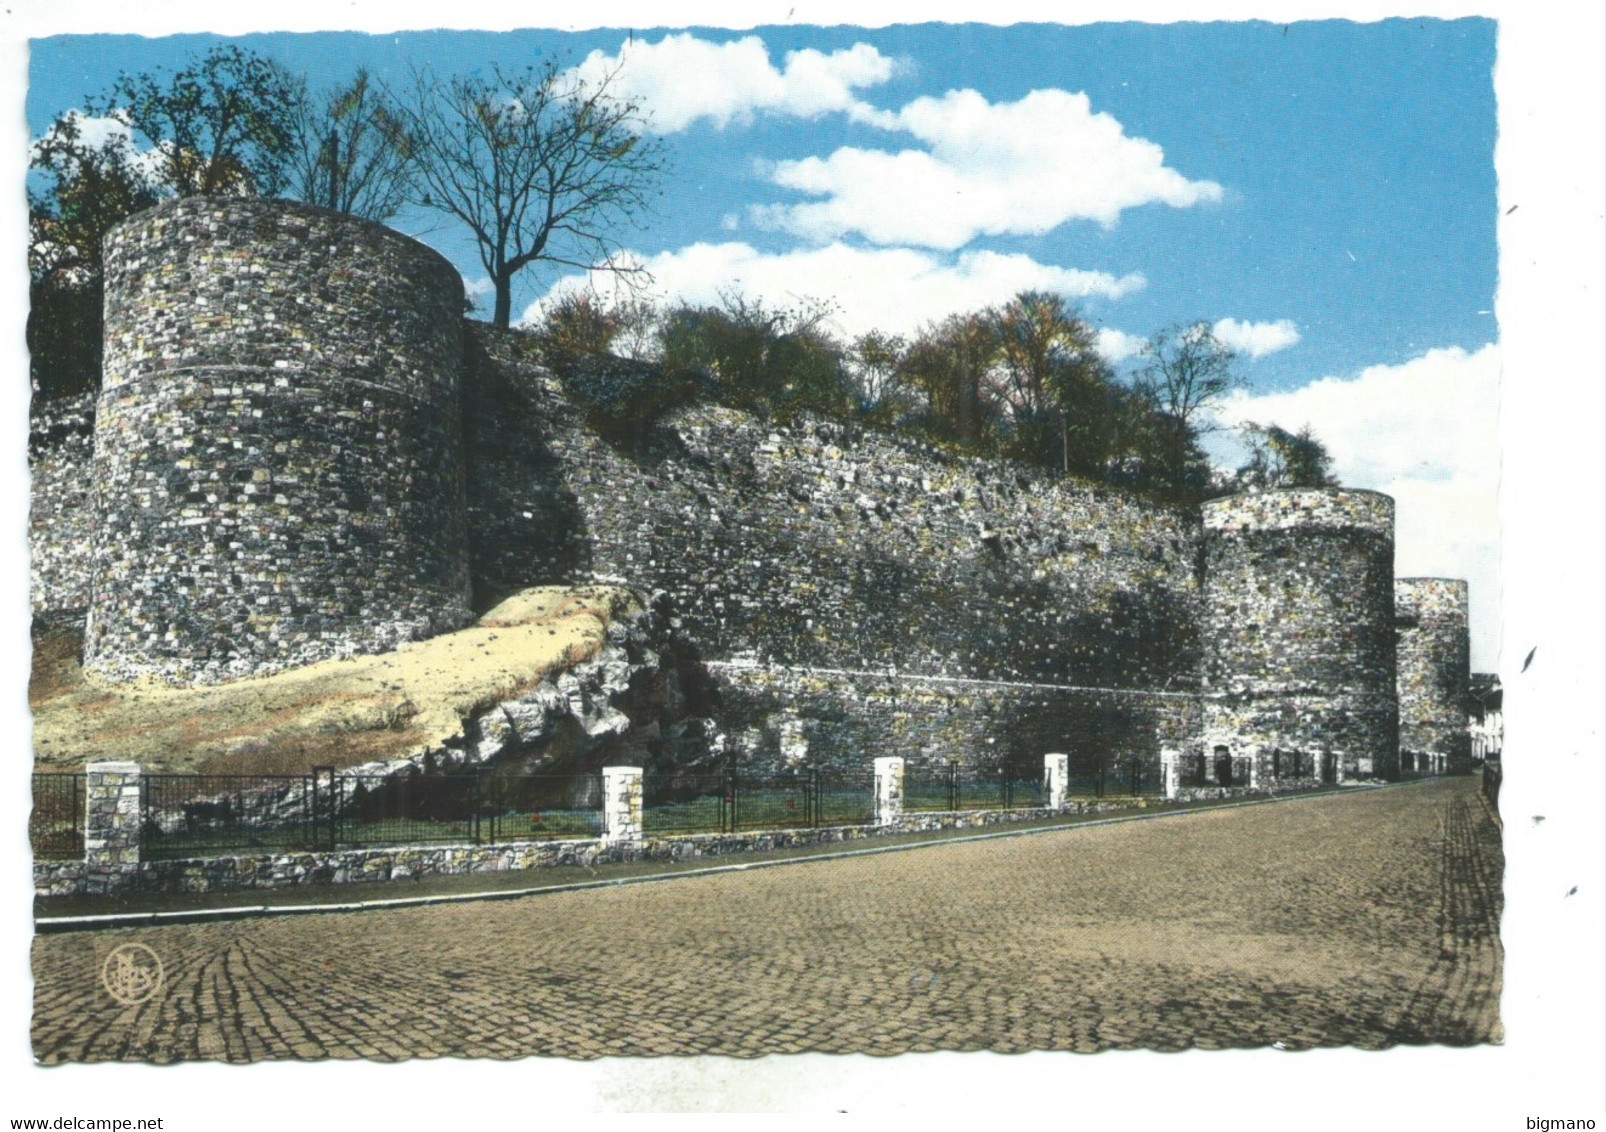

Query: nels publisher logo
[[100, 943, 163, 1007]]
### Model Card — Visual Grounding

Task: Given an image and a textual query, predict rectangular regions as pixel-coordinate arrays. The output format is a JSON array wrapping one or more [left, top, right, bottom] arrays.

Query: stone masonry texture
[[1396, 577, 1472, 775], [84, 197, 472, 684], [25, 200, 1472, 788], [31, 779, 1501, 1059], [1200, 489, 1400, 782]]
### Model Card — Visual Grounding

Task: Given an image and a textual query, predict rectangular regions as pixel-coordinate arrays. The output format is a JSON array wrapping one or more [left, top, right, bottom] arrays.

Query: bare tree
[[391, 60, 663, 328], [287, 69, 414, 221], [1134, 322, 1242, 499]]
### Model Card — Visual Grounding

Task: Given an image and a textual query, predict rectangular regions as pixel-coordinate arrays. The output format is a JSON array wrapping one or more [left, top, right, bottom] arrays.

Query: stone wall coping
[[86, 761, 142, 775], [105, 196, 462, 293]]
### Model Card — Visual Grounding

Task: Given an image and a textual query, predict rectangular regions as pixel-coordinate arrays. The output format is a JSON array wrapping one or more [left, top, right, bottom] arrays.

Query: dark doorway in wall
[[1321, 751, 1338, 784], [1214, 745, 1232, 786]]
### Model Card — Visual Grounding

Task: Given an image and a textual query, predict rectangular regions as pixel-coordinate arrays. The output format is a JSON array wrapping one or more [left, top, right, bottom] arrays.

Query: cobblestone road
[[32, 778, 1502, 1062]]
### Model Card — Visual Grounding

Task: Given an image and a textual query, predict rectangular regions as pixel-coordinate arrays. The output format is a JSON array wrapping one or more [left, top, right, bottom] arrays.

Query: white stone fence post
[[1161, 748, 1180, 801], [874, 756, 904, 827], [85, 760, 143, 867], [602, 766, 643, 846], [1044, 753, 1069, 810]]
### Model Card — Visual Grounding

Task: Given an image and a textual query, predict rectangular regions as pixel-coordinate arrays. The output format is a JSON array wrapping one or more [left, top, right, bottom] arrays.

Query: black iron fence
[[32, 754, 1170, 863], [138, 769, 604, 860], [642, 768, 876, 835], [30, 773, 84, 860], [904, 763, 1051, 812], [1482, 759, 1501, 815]]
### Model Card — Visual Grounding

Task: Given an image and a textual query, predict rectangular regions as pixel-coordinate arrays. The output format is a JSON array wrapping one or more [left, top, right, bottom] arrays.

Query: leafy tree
[[27, 113, 162, 399], [898, 312, 1000, 449], [1234, 422, 1339, 490], [845, 330, 908, 420], [92, 45, 300, 198], [527, 291, 627, 358], [29, 46, 303, 399], [991, 292, 1113, 475], [657, 292, 851, 421], [286, 68, 413, 221], [1134, 322, 1242, 502], [391, 60, 664, 329]]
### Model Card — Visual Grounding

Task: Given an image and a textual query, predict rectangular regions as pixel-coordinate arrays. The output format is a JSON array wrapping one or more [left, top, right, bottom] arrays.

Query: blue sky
[[28, 20, 1502, 663]]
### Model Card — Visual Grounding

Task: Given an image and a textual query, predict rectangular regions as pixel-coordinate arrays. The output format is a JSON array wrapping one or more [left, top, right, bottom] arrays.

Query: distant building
[[1468, 673, 1503, 764]]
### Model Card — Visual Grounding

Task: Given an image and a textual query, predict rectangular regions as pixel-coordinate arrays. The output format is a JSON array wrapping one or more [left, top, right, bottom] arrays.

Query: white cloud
[[32, 111, 168, 184], [568, 34, 900, 134], [1212, 344, 1502, 667], [524, 242, 1144, 341], [1095, 328, 1148, 363], [1210, 317, 1301, 359], [754, 88, 1223, 249]]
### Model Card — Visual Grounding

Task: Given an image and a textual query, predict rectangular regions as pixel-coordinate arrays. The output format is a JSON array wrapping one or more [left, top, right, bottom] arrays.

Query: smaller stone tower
[[1199, 488, 1399, 785], [85, 197, 473, 685], [1395, 577, 1472, 775]]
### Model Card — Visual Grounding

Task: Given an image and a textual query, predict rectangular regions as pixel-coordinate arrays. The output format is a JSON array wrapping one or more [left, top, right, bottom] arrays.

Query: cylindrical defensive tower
[[1199, 489, 1398, 784], [85, 197, 472, 685], [1395, 577, 1472, 775]]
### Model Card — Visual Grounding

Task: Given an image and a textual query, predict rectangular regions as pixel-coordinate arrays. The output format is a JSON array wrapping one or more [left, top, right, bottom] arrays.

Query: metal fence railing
[[903, 764, 1054, 812], [137, 769, 605, 860], [642, 769, 876, 835], [34, 755, 1171, 863], [30, 773, 84, 860], [1482, 759, 1502, 815]]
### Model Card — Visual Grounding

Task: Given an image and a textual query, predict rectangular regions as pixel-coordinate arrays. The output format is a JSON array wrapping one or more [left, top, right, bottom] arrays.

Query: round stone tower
[[85, 197, 472, 685], [1199, 488, 1398, 785], [1395, 577, 1472, 776]]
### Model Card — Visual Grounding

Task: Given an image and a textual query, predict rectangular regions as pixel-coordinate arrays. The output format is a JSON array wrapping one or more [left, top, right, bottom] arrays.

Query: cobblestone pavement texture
[[32, 778, 1502, 1062]]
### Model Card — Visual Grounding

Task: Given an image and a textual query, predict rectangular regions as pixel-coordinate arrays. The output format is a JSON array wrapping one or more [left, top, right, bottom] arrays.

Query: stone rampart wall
[[462, 327, 1201, 694], [1200, 489, 1399, 778], [1396, 577, 1472, 773], [29, 393, 96, 621], [701, 661, 1198, 780], [84, 198, 472, 684]]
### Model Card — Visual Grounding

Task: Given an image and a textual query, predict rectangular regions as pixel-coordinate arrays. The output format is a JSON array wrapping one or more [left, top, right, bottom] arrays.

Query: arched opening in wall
[[1213, 745, 1232, 786], [1321, 750, 1337, 785], [1271, 748, 1282, 781]]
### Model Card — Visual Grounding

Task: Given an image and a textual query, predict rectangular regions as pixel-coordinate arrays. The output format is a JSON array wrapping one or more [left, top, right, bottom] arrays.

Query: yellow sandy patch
[[30, 585, 641, 775]]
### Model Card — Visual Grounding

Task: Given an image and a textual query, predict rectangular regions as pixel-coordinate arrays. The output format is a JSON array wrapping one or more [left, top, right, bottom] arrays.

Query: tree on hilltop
[[991, 292, 1113, 476], [286, 69, 414, 222], [91, 45, 301, 199], [1134, 322, 1242, 503], [391, 60, 664, 329], [1234, 421, 1339, 490], [28, 45, 307, 400]]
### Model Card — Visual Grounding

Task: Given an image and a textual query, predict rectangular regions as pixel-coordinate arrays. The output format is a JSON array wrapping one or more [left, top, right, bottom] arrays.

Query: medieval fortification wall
[[29, 198, 1475, 781], [84, 198, 473, 684], [1395, 577, 1472, 775], [1200, 490, 1401, 783]]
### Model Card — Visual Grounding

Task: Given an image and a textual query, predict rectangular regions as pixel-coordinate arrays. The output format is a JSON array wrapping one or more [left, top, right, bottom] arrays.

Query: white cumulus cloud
[[524, 242, 1144, 342], [754, 88, 1223, 249], [1212, 344, 1502, 667], [568, 34, 901, 134], [1211, 317, 1301, 359], [1095, 328, 1149, 363]]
